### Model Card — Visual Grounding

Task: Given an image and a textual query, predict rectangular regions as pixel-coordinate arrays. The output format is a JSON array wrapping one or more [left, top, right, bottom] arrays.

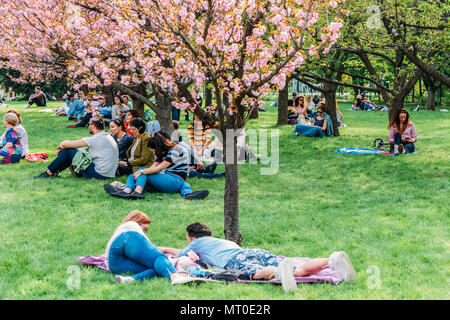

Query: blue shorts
[[225, 249, 282, 278]]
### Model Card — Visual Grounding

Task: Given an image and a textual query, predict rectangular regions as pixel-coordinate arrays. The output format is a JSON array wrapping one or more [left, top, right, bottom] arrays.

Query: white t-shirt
[[105, 221, 148, 268], [82, 131, 119, 177], [128, 138, 140, 162]]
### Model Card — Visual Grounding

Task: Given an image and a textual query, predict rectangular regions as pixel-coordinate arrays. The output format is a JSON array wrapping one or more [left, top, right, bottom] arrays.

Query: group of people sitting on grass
[[105, 210, 357, 291], [351, 93, 387, 111]]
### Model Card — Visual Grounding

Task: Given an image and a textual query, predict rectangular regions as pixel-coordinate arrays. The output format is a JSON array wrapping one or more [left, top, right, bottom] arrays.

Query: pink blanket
[[78, 254, 342, 285]]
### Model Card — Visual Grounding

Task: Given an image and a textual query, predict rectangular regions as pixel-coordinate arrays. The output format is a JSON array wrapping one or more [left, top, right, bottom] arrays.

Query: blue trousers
[[125, 170, 192, 197], [47, 148, 105, 179], [390, 132, 415, 154], [108, 231, 176, 281]]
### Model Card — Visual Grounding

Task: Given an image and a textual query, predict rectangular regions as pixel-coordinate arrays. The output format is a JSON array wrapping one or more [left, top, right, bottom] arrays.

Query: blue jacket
[[67, 99, 86, 117]]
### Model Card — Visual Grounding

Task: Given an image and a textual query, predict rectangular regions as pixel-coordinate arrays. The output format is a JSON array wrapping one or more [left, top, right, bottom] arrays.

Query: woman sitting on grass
[[0, 109, 28, 158], [109, 119, 133, 167], [312, 106, 327, 133], [116, 118, 154, 177], [122, 109, 139, 136], [111, 95, 130, 121], [104, 131, 209, 200], [107, 210, 196, 285], [388, 108, 418, 155], [0, 112, 23, 164], [288, 96, 307, 124]]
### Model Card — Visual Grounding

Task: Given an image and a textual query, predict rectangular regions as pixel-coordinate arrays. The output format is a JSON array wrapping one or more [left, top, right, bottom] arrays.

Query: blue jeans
[[108, 231, 176, 281], [125, 170, 192, 197], [390, 132, 415, 154], [47, 148, 105, 179]]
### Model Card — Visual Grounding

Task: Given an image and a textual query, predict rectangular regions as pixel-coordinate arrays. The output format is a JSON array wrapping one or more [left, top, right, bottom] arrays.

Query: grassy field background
[[0, 99, 448, 300]]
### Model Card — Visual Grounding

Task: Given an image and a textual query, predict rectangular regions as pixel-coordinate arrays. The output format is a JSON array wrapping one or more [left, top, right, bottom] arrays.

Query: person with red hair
[[388, 108, 418, 155], [106, 210, 195, 285]]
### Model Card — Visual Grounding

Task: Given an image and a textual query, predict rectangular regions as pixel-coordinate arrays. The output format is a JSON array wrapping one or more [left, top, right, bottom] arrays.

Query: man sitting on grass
[[158, 222, 357, 292], [24, 87, 47, 109], [34, 118, 118, 179]]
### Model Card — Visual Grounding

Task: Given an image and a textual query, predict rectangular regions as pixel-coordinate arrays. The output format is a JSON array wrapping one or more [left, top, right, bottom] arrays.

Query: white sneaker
[[110, 181, 126, 189], [115, 275, 135, 284], [170, 272, 198, 285], [274, 258, 297, 292], [328, 251, 357, 281], [23, 105, 30, 109]]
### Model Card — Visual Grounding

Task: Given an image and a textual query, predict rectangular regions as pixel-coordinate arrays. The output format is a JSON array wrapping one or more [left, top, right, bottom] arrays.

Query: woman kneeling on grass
[[107, 210, 196, 285], [388, 108, 418, 155], [104, 131, 209, 200]]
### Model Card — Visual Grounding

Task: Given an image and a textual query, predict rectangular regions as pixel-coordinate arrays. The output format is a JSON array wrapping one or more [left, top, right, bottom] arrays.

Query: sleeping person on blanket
[[158, 222, 357, 292]]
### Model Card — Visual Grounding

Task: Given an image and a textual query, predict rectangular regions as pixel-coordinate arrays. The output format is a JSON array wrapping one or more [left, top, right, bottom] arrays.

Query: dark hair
[[68, 93, 75, 99], [35, 86, 41, 91], [111, 119, 126, 132], [172, 121, 179, 130], [113, 95, 123, 105], [388, 108, 410, 133], [90, 118, 105, 130], [294, 96, 304, 107], [126, 109, 139, 118], [130, 118, 146, 134], [148, 131, 176, 159], [186, 222, 212, 239]]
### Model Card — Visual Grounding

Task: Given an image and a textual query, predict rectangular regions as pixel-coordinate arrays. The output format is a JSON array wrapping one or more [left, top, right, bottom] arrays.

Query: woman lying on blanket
[[388, 108, 418, 155], [107, 210, 197, 285], [158, 222, 357, 293]]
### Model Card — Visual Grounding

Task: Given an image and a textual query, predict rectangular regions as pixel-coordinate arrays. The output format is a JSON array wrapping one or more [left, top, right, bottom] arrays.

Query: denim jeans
[[47, 148, 105, 179], [108, 231, 176, 281], [125, 169, 192, 197], [390, 132, 415, 153]]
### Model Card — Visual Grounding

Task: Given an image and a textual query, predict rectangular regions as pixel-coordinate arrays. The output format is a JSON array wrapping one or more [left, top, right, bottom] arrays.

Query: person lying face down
[[158, 222, 357, 292]]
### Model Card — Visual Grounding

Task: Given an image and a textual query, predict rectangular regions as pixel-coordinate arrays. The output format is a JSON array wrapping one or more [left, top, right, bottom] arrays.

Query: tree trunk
[[323, 82, 339, 136], [154, 90, 174, 136], [223, 132, 242, 245], [249, 107, 259, 119], [277, 85, 289, 125], [388, 96, 406, 120], [427, 86, 436, 111], [205, 85, 212, 107], [130, 84, 147, 119]]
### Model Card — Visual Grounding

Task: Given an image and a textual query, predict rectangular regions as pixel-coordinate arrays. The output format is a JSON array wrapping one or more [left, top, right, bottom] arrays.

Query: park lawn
[[0, 100, 448, 300]]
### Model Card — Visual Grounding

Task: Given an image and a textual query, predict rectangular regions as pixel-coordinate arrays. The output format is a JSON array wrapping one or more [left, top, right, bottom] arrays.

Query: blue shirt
[[99, 103, 112, 118], [67, 99, 86, 117], [178, 236, 242, 268], [147, 120, 161, 137]]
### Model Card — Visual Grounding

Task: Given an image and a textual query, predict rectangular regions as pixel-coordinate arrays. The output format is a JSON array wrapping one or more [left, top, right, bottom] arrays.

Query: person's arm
[[388, 126, 395, 143], [157, 247, 181, 256], [320, 119, 327, 132], [133, 160, 170, 180], [58, 139, 88, 150], [408, 123, 418, 143]]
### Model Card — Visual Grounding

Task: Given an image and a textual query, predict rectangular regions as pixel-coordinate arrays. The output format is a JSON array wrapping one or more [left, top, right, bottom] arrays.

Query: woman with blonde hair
[[0, 109, 28, 157], [0, 112, 23, 164], [105, 210, 195, 285]]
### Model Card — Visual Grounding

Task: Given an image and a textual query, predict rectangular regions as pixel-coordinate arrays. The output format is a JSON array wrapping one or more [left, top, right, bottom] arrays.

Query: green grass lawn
[[0, 100, 449, 300]]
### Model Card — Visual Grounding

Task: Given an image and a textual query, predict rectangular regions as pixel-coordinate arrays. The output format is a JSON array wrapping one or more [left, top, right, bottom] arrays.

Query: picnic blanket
[[25, 153, 49, 162], [78, 254, 342, 285], [334, 147, 418, 156]]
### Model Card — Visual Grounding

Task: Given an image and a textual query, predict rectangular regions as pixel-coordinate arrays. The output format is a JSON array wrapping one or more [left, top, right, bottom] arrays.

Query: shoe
[[170, 273, 198, 285], [328, 251, 357, 282], [184, 190, 209, 200], [398, 144, 405, 154], [115, 275, 135, 284], [110, 181, 126, 189], [103, 183, 122, 196], [23, 105, 30, 109], [128, 191, 145, 200], [33, 171, 58, 179], [274, 258, 297, 292], [205, 162, 217, 174], [393, 144, 399, 155], [66, 125, 78, 128]]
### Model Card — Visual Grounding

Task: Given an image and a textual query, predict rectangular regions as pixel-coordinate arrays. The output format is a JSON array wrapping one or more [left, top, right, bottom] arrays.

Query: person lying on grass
[[0, 112, 23, 164], [104, 131, 209, 200], [34, 118, 119, 179], [388, 108, 418, 155], [158, 222, 357, 293], [107, 210, 198, 285]]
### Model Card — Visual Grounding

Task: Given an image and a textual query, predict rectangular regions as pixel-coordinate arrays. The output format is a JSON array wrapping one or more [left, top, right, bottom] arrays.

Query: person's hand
[[56, 146, 63, 156], [197, 161, 205, 171], [133, 170, 144, 180], [118, 161, 127, 166]]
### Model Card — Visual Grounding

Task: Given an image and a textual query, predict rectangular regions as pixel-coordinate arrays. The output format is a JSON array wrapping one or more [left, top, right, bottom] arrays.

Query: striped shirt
[[188, 122, 212, 149], [156, 146, 189, 180]]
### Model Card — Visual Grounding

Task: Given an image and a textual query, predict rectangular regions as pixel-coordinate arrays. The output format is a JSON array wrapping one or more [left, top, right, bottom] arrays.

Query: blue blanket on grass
[[335, 147, 418, 156]]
